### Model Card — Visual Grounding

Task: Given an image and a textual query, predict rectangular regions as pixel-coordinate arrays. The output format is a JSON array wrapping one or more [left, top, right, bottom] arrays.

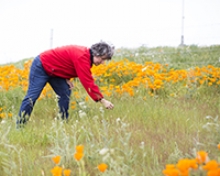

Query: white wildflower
[[1, 120, 6, 124], [116, 118, 121, 122], [78, 110, 87, 118], [78, 101, 87, 109], [99, 107, 104, 113], [99, 148, 109, 155], [205, 115, 212, 120], [140, 141, 145, 149]]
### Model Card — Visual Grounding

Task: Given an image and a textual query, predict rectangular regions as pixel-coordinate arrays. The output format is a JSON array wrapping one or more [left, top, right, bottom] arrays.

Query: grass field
[[0, 45, 220, 176]]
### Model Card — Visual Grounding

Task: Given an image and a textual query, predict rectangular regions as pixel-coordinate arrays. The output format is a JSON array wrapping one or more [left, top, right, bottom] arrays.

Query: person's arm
[[74, 57, 114, 109]]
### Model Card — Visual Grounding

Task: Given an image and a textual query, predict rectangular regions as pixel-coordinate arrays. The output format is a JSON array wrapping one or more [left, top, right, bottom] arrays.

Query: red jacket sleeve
[[74, 55, 104, 102]]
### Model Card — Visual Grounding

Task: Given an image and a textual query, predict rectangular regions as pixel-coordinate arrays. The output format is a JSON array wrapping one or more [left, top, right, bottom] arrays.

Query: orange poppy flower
[[162, 168, 179, 176], [98, 163, 108, 173], [75, 145, 84, 153], [74, 152, 84, 161], [203, 160, 219, 171], [63, 169, 71, 176], [196, 151, 208, 164], [51, 166, 62, 176], [52, 155, 61, 165]]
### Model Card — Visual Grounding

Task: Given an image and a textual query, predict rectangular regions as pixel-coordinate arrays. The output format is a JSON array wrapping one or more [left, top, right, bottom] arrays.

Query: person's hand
[[100, 98, 114, 110], [66, 79, 74, 89]]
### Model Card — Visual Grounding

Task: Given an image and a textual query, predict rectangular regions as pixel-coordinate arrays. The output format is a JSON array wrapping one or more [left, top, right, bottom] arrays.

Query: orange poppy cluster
[[0, 59, 219, 118], [1, 59, 220, 95], [74, 145, 84, 161], [0, 107, 12, 119], [92, 60, 220, 97], [50, 145, 107, 176], [163, 148, 220, 176], [1, 59, 220, 96]]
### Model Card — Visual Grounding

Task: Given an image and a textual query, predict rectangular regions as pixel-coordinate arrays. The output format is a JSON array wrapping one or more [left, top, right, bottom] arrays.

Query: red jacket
[[40, 45, 103, 101]]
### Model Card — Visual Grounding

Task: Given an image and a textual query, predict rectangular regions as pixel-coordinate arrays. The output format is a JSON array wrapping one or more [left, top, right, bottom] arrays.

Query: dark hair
[[90, 41, 115, 60]]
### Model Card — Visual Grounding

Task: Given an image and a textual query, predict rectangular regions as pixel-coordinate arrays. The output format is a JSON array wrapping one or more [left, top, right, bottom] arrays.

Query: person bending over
[[17, 41, 114, 125]]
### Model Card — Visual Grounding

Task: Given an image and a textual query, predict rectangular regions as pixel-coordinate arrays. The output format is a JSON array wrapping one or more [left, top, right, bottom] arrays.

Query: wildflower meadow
[[0, 45, 220, 176]]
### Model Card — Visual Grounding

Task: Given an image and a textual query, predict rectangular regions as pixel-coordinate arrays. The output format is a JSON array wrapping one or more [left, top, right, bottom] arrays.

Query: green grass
[[114, 45, 220, 69], [0, 45, 220, 176]]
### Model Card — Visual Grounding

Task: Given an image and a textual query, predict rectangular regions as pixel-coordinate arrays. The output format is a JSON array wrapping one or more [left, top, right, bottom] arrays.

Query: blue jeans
[[17, 56, 71, 124]]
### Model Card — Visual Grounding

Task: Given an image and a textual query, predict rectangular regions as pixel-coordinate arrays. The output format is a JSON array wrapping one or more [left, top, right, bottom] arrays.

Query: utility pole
[[180, 0, 185, 46], [50, 29, 53, 48]]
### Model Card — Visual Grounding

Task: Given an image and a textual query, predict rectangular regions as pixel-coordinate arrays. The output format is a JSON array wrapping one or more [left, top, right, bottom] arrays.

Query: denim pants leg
[[48, 77, 71, 119], [18, 56, 49, 124]]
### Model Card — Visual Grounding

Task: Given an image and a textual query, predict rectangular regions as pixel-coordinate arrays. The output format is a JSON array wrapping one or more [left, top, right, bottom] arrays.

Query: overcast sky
[[0, 0, 220, 64]]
